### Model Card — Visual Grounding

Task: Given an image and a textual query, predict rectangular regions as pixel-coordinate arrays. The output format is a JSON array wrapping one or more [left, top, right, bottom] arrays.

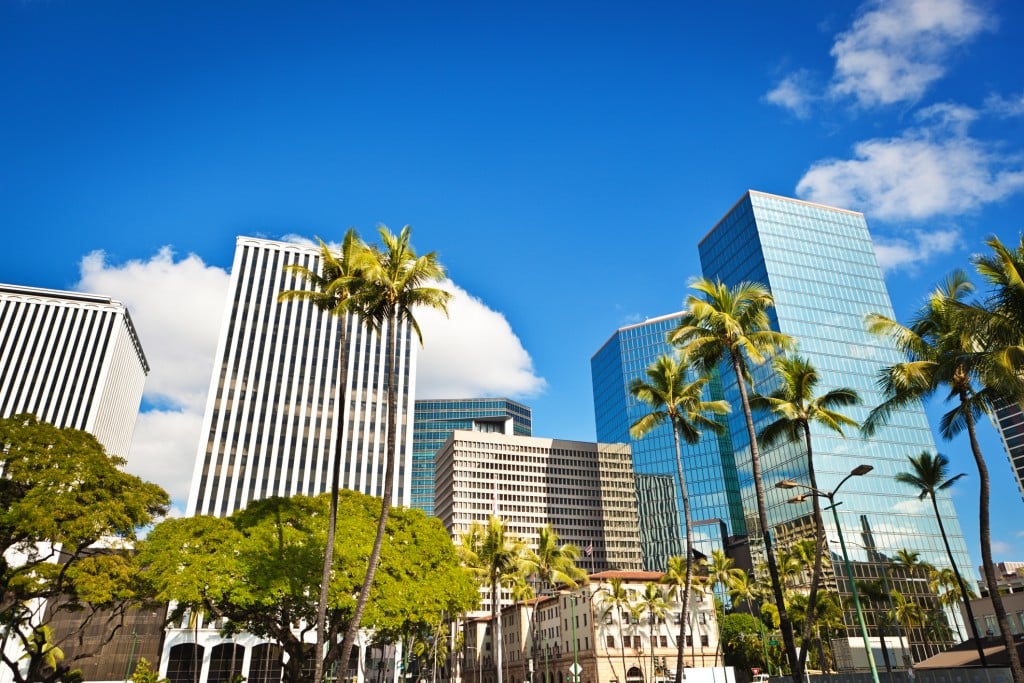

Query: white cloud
[[765, 71, 816, 118], [874, 228, 961, 273], [416, 280, 546, 399], [77, 248, 230, 409], [829, 0, 991, 107], [76, 248, 544, 506], [991, 540, 1012, 555], [77, 248, 230, 505], [985, 91, 1024, 117], [892, 498, 929, 514], [796, 123, 1024, 222]]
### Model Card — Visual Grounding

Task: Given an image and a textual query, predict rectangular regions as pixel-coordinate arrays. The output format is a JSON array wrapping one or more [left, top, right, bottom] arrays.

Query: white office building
[[186, 236, 416, 518], [0, 283, 148, 457], [168, 236, 416, 683]]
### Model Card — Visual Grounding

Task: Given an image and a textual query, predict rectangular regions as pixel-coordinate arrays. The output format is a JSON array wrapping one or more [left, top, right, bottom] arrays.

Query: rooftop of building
[[0, 282, 150, 373], [698, 189, 865, 248], [443, 429, 631, 452]]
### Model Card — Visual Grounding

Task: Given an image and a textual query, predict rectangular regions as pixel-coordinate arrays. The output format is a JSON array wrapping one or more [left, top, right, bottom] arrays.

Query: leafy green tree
[[139, 491, 475, 683], [703, 550, 744, 673], [629, 353, 729, 683], [752, 354, 859, 678], [890, 591, 925, 660], [865, 272, 1024, 682], [0, 415, 169, 683], [719, 613, 765, 674], [894, 451, 985, 658], [669, 278, 798, 681], [278, 229, 370, 683], [457, 515, 529, 683], [130, 658, 168, 683], [336, 225, 451, 681]]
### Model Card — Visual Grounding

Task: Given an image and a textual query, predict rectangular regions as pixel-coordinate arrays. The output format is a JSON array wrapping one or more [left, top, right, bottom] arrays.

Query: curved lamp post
[[776, 464, 879, 683]]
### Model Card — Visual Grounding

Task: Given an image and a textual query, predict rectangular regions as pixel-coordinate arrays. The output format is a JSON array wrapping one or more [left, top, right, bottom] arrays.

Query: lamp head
[[787, 494, 808, 504], [776, 479, 798, 489], [850, 464, 873, 477]]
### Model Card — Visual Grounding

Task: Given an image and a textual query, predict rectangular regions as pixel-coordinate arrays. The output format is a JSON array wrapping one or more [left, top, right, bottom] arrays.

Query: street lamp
[[776, 464, 878, 683], [567, 589, 590, 683]]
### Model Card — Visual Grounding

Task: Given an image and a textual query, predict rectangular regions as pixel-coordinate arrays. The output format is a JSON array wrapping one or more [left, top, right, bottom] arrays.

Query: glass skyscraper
[[591, 314, 745, 573], [411, 397, 532, 515], [699, 191, 970, 659]]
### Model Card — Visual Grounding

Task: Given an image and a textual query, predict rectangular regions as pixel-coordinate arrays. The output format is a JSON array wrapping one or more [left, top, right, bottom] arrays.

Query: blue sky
[[2, 0, 1022, 572]]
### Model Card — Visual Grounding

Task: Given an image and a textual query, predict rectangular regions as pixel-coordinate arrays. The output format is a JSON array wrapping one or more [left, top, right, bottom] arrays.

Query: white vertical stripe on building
[[186, 236, 416, 518], [0, 285, 148, 458]]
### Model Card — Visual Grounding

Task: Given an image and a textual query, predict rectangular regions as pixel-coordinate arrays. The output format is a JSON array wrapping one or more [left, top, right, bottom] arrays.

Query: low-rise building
[[462, 571, 722, 683]]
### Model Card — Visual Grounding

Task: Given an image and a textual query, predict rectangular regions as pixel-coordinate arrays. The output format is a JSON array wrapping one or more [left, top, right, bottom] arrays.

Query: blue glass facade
[[591, 314, 745, 573], [699, 191, 970, 655], [411, 398, 532, 515]]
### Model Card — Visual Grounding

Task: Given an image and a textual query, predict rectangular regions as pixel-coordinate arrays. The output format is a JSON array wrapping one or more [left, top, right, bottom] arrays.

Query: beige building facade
[[462, 571, 721, 683]]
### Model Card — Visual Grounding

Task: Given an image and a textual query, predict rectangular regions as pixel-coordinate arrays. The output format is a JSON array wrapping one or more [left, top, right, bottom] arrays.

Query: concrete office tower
[[592, 314, 745, 573], [186, 236, 416, 518], [411, 398, 532, 515], [0, 283, 148, 456], [699, 190, 968, 660], [435, 430, 642, 611]]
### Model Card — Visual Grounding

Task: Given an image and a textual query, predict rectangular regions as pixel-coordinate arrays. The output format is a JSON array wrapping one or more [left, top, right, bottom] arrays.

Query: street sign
[[769, 639, 779, 646], [570, 663, 583, 675]]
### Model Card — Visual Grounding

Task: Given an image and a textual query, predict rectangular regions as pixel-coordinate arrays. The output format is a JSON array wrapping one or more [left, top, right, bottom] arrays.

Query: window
[[607, 636, 616, 648]]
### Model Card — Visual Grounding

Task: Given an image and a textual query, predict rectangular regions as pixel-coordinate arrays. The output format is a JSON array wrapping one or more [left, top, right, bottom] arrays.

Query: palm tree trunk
[[929, 490, 985, 664], [494, 577, 504, 683], [338, 314, 401, 681], [671, 429, 692, 683], [314, 316, 350, 683], [796, 424, 825, 679], [962, 392, 1024, 683], [729, 351, 799, 680], [877, 622, 891, 674]]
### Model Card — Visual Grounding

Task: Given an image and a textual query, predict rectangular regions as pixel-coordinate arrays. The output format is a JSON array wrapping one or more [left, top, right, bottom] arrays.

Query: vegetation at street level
[[278, 225, 451, 683], [629, 352, 729, 683], [894, 451, 985, 660], [865, 257, 1024, 683], [278, 227, 370, 683], [0, 415, 170, 683], [751, 354, 860, 677], [669, 278, 799, 682], [138, 491, 477, 683], [457, 515, 530, 683]]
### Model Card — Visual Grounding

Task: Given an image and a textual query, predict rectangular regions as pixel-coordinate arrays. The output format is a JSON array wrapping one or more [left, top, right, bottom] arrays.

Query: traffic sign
[[769, 639, 779, 646], [752, 668, 760, 676], [570, 663, 583, 675]]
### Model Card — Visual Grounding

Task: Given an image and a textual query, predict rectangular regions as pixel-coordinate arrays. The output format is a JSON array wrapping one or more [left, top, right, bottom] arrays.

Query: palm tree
[[458, 516, 529, 683], [856, 579, 894, 675], [890, 591, 925, 663], [726, 570, 771, 674], [752, 354, 860, 677], [336, 225, 451, 681], [894, 451, 986, 663], [929, 566, 977, 641], [971, 235, 1024, 379], [639, 582, 672, 682], [865, 272, 1024, 682], [278, 229, 370, 683], [669, 278, 799, 680], [629, 353, 730, 683], [524, 524, 586, 593], [705, 550, 744, 673], [598, 577, 637, 683]]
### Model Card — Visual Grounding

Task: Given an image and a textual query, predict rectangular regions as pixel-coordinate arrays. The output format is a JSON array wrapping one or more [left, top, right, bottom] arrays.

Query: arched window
[[208, 643, 245, 683], [627, 667, 644, 683], [166, 644, 204, 683], [249, 644, 284, 683]]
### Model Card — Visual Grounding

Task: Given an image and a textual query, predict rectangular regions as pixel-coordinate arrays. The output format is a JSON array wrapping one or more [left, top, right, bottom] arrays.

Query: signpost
[[569, 662, 582, 683]]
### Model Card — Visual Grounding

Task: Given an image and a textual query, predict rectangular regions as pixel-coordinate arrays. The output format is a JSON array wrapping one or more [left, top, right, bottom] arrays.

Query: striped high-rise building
[[186, 236, 416, 518], [0, 283, 148, 457]]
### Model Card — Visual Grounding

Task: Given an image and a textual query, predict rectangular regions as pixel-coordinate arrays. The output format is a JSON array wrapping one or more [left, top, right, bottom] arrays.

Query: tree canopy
[[0, 414, 170, 683], [137, 490, 476, 683]]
